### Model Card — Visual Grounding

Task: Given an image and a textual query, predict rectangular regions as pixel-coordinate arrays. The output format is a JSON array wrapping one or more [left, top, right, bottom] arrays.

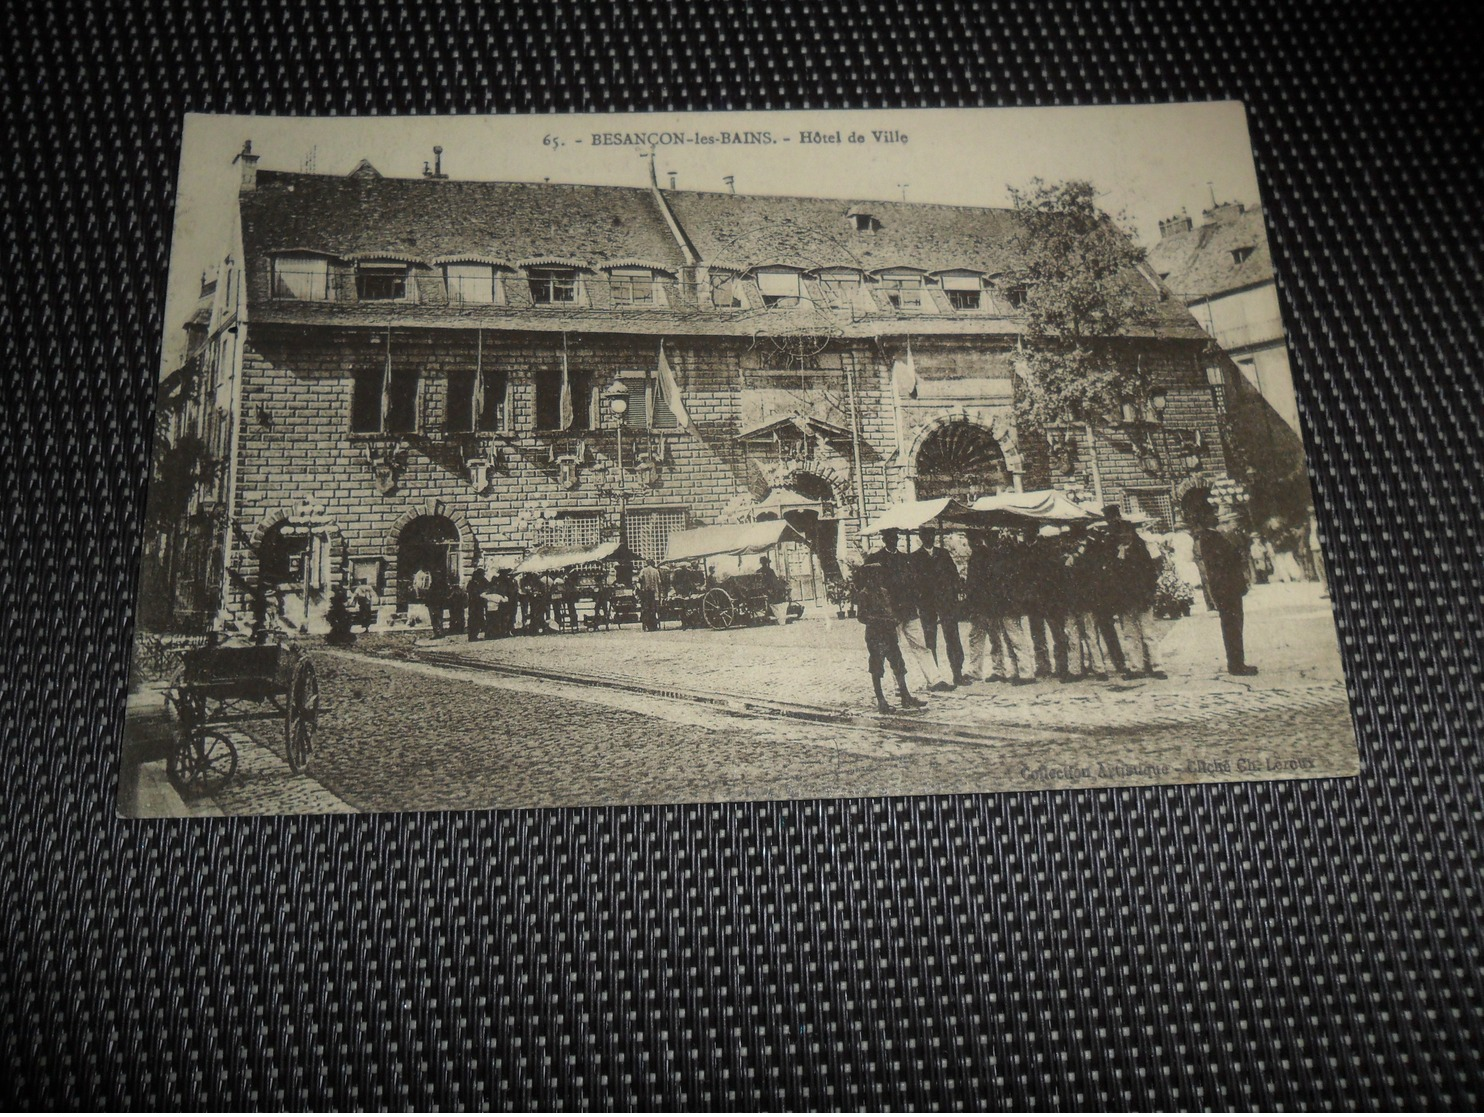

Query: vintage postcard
[[122, 105, 1357, 817]]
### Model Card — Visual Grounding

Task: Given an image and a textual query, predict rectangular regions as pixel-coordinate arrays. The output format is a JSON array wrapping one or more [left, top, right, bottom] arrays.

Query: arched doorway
[[915, 421, 1011, 501], [753, 472, 843, 603], [395, 515, 461, 613]]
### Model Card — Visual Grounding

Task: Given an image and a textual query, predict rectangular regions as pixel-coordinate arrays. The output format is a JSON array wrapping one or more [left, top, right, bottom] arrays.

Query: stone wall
[[220, 324, 1229, 625]]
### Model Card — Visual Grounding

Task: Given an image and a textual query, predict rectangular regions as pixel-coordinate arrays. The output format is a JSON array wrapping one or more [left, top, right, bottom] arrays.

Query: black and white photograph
[[122, 105, 1357, 817]]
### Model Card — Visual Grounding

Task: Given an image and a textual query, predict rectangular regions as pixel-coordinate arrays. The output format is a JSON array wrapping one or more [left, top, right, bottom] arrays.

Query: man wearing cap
[[1104, 506, 1166, 679], [1188, 495, 1259, 676], [1025, 524, 1072, 680], [912, 527, 969, 687], [855, 551, 927, 714], [868, 528, 951, 692]]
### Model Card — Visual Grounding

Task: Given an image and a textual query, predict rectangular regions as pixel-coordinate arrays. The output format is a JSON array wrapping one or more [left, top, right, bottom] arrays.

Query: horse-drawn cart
[[662, 521, 807, 631], [162, 641, 320, 794]]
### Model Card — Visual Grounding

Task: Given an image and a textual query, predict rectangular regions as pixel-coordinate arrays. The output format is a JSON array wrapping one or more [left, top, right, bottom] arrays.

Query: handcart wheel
[[162, 664, 204, 729], [284, 657, 320, 773], [166, 729, 238, 797], [702, 587, 737, 630]]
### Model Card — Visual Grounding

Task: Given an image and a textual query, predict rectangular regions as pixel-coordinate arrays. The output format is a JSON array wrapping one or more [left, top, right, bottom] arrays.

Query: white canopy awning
[[859, 497, 978, 536], [970, 490, 1103, 524], [663, 521, 806, 564], [512, 539, 640, 574]]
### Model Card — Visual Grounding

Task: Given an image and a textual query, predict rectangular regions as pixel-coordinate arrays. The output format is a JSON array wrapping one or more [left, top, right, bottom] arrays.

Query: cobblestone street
[[121, 583, 1356, 815]]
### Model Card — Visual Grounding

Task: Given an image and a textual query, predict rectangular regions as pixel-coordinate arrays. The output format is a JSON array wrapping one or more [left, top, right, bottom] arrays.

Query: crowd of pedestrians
[[855, 495, 1256, 714]]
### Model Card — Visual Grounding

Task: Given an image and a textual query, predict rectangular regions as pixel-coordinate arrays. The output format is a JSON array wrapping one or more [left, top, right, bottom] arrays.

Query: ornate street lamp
[[604, 377, 630, 538]]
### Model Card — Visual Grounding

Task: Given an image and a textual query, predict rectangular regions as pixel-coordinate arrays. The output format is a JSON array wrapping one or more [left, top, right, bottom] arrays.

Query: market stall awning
[[753, 487, 822, 515], [663, 521, 806, 564], [859, 497, 979, 536], [970, 490, 1104, 524], [512, 539, 641, 574]]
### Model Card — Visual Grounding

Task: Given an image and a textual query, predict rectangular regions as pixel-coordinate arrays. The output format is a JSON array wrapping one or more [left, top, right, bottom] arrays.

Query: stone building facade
[[149, 144, 1230, 633]]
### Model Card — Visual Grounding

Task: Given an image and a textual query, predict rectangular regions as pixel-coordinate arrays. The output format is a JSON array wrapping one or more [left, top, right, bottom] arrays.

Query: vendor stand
[[510, 539, 643, 631], [660, 521, 808, 629]]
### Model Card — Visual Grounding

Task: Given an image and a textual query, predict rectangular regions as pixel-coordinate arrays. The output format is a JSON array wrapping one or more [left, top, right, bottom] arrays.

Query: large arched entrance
[[754, 471, 843, 602], [914, 421, 1011, 501], [395, 515, 461, 613]]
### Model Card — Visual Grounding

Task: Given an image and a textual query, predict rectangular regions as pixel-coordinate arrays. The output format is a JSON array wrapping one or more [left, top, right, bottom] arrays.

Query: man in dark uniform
[[1024, 525, 1071, 680], [855, 552, 927, 713], [912, 527, 969, 686], [1189, 495, 1259, 675], [465, 567, 489, 642], [870, 528, 950, 691]]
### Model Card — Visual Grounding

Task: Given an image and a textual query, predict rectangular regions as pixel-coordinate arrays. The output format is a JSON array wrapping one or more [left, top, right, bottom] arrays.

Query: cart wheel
[[702, 587, 737, 630], [162, 665, 204, 728], [167, 729, 238, 797], [285, 658, 320, 773]]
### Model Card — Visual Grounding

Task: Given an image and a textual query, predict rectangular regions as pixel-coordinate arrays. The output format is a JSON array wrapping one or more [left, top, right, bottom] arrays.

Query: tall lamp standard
[[603, 378, 630, 541], [1147, 386, 1175, 526]]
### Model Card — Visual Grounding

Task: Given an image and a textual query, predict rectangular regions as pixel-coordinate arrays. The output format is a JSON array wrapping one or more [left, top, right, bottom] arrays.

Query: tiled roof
[[241, 170, 688, 271], [238, 167, 1204, 340], [1146, 204, 1274, 300], [664, 190, 1027, 275]]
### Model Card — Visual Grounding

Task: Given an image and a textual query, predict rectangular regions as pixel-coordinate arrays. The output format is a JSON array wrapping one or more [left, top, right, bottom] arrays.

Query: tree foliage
[[1008, 179, 1158, 432]]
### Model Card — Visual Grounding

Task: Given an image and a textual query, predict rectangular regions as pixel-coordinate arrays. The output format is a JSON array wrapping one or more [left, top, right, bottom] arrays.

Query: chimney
[[1158, 212, 1193, 239], [233, 140, 260, 193], [424, 146, 448, 179], [723, 175, 735, 194], [667, 171, 678, 190]]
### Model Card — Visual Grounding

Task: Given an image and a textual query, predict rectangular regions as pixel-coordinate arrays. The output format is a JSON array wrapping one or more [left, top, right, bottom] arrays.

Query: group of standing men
[[855, 496, 1256, 715]]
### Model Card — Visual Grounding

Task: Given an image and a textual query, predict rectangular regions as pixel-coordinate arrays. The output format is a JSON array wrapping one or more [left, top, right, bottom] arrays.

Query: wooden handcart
[[162, 641, 321, 794]]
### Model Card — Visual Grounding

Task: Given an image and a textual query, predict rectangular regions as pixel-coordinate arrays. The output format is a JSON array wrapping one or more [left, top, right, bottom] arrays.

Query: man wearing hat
[[868, 528, 951, 692], [912, 526, 970, 687], [1187, 494, 1259, 676], [1103, 506, 1166, 679]]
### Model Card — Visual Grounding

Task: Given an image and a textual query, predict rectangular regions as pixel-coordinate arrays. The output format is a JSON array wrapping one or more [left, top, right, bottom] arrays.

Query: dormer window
[[756, 269, 805, 308], [272, 254, 331, 300], [528, 267, 580, 305], [444, 263, 498, 305], [356, 261, 408, 301], [846, 206, 879, 233], [609, 267, 660, 306], [1002, 283, 1029, 309], [816, 269, 862, 309], [1230, 246, 1255, 265], [877, 272, 923, 310], [940, 273, 984, 311]]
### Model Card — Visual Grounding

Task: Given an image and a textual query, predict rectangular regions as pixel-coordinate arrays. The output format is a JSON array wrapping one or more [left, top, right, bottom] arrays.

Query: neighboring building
[[147, 143, 1233, 634], [1147, 201, 1300, 433]]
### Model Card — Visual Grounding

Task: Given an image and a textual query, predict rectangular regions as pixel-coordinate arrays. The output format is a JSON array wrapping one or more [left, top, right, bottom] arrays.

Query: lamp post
[[1148, 386, 1176, 526], [604, 378, 630, 541]]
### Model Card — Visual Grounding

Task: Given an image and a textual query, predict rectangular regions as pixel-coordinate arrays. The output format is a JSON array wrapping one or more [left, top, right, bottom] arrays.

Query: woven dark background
[[4, 0, 1482, 1108]]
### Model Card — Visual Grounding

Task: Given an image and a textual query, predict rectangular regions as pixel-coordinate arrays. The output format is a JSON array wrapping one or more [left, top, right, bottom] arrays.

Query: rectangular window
[[385, 367, 419, 433], [609, 268, 656, 306], [446, 367, 509, 432], [1125, 489, 1174, 533], [624, 509, 687, 562], [879, 275, 923, 309], [350, 368, 383, 433], [356, 263, 407, 301], [535, 368, 595, 430], [616, 376, 679, 430], [819, 275, 861, 308], [537, 512, 604, 549], [942, 274, 982, 310], [710, 272, 742, 309], [757, 270, 804, 308], [528, 268, 579, 304], [446, 370, 475, 432], [444, 263, 497, 305], [477, 368, 508, 432], [273, 256, 329, 300]]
